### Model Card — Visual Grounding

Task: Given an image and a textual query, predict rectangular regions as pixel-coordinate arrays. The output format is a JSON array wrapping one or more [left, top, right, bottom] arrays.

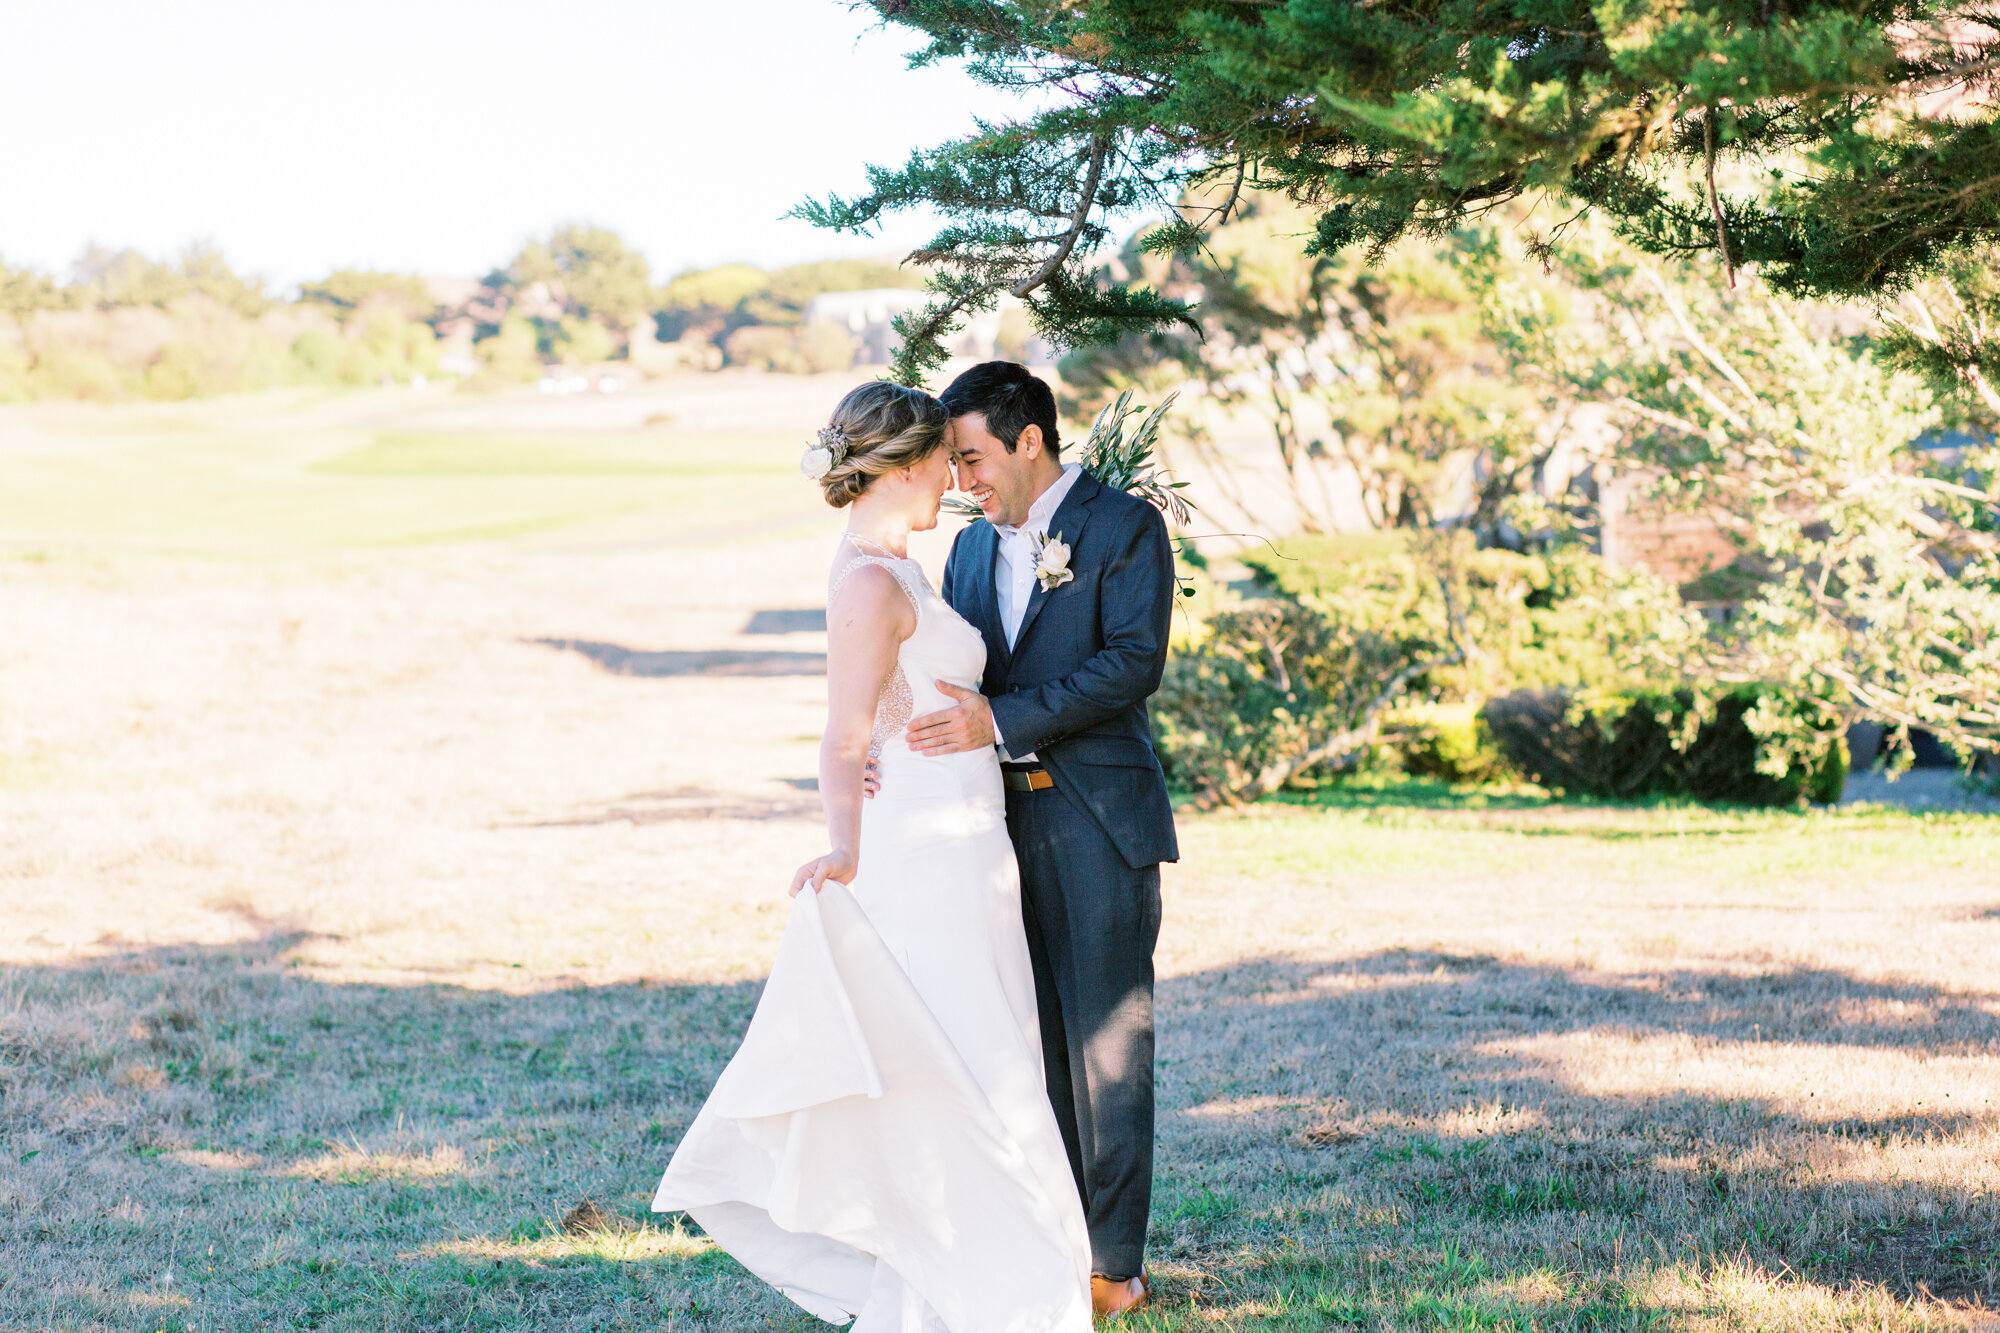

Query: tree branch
[[1010, 134, 1112, 298], [1703, 108, 1737, 289]]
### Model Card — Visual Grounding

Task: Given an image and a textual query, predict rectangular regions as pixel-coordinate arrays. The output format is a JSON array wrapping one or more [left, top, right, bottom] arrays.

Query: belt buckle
[[1005, 768, 1054, 792]]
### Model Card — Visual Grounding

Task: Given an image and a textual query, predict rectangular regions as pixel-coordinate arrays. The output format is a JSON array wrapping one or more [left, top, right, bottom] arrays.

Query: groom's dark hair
[[939, 361, 1061, 457]]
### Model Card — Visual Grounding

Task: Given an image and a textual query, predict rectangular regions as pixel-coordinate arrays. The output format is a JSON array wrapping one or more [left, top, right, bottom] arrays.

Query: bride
[[652, 382, 1094, 1332]]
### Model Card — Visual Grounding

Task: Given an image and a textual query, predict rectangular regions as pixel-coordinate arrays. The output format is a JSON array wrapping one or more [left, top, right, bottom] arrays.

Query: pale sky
[[3, 0, 1036, 287]]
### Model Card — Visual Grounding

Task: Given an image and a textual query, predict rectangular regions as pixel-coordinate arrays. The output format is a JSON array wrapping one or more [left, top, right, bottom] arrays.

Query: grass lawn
[[6, 797, 1996, 1331], [3, 386, 1997, 1331], [0, 390, 817, 555]]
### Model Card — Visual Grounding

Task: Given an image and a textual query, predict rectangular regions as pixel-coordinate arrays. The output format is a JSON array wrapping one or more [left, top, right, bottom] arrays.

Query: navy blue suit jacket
[[941, 471, 1180, 869]]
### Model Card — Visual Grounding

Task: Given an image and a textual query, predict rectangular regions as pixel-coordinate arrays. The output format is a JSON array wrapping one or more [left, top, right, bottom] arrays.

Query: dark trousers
[[1005, 782, 1161, 1280]]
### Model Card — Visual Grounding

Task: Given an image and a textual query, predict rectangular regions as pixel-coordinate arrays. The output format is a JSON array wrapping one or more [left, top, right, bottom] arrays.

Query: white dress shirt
[[992, 462, 1082, 762]]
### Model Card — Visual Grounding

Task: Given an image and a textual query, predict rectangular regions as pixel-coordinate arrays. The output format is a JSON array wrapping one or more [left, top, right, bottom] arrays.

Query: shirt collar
[[996, 462, 1083, 540]]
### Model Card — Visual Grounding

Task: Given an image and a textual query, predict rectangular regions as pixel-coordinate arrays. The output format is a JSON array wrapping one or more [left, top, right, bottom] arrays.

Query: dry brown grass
[[2, 386, 1997, 1331], [1143, 800, 2000, 1330]]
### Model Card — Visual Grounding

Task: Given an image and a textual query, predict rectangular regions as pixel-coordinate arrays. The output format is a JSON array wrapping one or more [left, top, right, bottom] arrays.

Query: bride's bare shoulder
[[829, 556, 892, 593], [824, 548, 916, 632]]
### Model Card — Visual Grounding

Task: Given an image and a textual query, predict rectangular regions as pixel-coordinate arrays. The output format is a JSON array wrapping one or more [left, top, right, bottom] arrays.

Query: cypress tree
[[803, 0, 2000, 381]]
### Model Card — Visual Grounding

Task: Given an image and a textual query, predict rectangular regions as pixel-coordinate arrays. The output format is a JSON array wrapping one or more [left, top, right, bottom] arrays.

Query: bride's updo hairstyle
[[811, 382, 949, 509]]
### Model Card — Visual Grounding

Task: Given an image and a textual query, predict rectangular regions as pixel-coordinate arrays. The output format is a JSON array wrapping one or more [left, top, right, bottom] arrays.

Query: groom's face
[[950, 412, 1045, 527]]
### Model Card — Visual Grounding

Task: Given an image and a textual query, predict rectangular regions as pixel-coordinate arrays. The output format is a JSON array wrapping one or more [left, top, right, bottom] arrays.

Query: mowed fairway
[[2, 380, 1998, 1332]]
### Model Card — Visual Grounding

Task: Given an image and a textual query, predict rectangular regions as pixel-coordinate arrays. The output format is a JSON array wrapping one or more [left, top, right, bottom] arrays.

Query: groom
[[905, 360, 1178, 1318]]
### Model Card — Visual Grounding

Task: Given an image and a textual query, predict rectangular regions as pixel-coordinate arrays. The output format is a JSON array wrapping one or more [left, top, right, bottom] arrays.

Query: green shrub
[[723, 324, 797, 371], [1155, 532, 1688, 797], [290, 328, 345, 383], [348, 308, 439, 383], [475, 316, 543, 384], [795, 321, 857, 373], [141, 304, 293, 399], [1244, 533, 1689, 704], [1481, 687, 1848, 805], [1154, 590, 1429, 805], [30, 342, 127, 400], [144, 341, 216, 399], [0, 329, 31, 402], [283, 310, 440, 387], [722, 323, 855, 373], [1156, 531, 1860, 806], [1393, 702, 1516, 784], [552, 315, 614, 367]]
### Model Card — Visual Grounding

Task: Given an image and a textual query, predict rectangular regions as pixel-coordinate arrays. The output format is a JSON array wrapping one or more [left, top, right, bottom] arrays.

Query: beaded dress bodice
[[828, 544, 988, 763]]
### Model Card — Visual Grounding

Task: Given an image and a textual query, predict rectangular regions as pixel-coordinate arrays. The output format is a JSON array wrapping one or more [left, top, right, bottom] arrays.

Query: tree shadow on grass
[[6, 928, 1996, 1331], [1152, 947, 2000, 1322], [1265, 776, 1559, 814], [741, 609, 826, 635], [1258, 774, 1998, 841], [0, 930, 811, 1333], [534, 637, 825, 678], [511, 784, 820, 825]]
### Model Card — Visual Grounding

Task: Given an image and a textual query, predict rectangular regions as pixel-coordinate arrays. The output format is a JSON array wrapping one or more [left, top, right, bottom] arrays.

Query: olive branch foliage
[[941, 388, 1195, 522]]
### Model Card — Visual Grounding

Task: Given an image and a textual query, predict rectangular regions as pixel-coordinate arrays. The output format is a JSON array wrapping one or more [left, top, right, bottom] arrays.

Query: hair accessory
[[801, 424, 851, 480]]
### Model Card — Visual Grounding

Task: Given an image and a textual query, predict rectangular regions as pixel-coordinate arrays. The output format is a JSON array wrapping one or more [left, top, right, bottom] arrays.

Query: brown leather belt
[[1001, 764, 1055, 792]]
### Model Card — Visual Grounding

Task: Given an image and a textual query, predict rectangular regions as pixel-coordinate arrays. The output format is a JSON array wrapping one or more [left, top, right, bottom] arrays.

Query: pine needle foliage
[[812, 0, 2000, 376]]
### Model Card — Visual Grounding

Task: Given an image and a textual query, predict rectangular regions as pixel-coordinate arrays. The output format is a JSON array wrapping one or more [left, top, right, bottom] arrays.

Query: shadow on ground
[[1841, 769, 2000, 814], [511, 783, 820, 825], [535, 637, 825, 678], [1, 927, 781, 1331], [741, 609, 825, 635], [5, 923, 1995, 1329], [1267, 772, 2000, 823], [1152, 948, 2000, 1314]]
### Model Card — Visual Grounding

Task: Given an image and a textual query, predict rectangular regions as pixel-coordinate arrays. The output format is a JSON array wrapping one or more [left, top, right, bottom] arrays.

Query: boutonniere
[[1032, 531, 1074, 592]]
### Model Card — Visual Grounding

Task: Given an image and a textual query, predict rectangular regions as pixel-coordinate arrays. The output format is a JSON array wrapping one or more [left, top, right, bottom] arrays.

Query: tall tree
[[1472, 231, 2000, 762], [808, 0, 2000, 380], [68, 241, 267, 316], [0, 259, 66, 319], [504, 226, 656, 331], [298, 270, 437, 321]]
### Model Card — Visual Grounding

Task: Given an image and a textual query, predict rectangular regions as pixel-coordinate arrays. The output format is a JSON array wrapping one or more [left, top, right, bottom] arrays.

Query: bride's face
[[901, 447, 954, 531]]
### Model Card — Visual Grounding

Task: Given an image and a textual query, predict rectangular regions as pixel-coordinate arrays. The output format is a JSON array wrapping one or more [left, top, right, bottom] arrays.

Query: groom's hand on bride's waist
[[907, 681, 997, 756]]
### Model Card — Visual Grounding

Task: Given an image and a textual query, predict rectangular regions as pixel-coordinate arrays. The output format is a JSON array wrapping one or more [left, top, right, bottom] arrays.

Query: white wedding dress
[[653, 549, 1093, 1333]]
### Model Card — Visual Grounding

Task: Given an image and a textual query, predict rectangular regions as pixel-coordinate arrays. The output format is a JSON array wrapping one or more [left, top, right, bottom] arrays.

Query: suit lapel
[[1011, 471, 1100, 657], [966, 520, 1011, 678]]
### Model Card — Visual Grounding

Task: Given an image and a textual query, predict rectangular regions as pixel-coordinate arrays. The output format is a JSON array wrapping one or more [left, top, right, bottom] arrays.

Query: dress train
[[654, 881, 1091, 1332]]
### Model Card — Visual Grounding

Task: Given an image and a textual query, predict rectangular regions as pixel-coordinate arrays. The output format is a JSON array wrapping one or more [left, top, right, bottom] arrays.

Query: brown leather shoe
[[1091, 1273, 1150, 1320]]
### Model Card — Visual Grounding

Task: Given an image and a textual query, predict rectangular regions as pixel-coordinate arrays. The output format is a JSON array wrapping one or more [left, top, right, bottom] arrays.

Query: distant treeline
[[0, 227, 927, 402]]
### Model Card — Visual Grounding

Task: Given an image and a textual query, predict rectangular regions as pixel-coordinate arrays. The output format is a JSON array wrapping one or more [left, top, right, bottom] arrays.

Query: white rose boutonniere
[[1032, 531, 1074, 592]]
